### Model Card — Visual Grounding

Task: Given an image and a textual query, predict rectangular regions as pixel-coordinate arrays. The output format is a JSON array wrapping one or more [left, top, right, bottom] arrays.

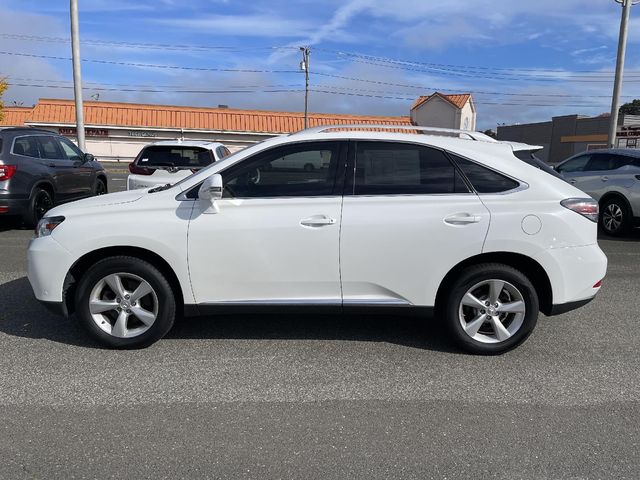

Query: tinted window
[[452, 155, 520, 193], [222, 142, 340, 198], [514, 151, 563, 179], [216, 146, 231, 159], [354, 142, 469, 195], [12, 136, 40, 158], [59, 137, 83, 161], [37, 136, 64, 159], [610, 155, 634, 170], [557, 155, 590, 173], [137, 146, 213, 169], [585, 154, 613, 171]]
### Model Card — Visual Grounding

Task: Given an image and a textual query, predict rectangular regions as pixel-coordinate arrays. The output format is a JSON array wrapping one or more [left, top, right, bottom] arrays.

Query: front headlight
[[35, 216, 65, 237]]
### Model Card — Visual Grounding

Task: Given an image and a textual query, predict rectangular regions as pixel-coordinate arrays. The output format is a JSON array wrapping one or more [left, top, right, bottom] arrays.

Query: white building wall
[[411, 97, 458, 129]]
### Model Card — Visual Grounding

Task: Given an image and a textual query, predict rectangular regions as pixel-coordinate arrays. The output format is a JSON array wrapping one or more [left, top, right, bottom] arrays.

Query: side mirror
[[83, 153, 95, 163], [198, 174, 223, 213]]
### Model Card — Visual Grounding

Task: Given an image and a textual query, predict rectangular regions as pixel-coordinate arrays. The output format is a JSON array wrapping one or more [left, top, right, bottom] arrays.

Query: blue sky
[[0, 0, 639, 130]]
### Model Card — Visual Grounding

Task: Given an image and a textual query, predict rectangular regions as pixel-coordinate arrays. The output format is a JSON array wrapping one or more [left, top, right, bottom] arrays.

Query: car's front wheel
[[600, 196, 630, 236], [442, 263, 539, 355], [75, 256, 176, 348]]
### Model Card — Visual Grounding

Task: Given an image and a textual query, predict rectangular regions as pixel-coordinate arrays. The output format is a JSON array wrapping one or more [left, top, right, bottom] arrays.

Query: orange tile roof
[[411, 93, 472, 111], [1, 106, 33, 126], [1, 98, 411, 133]]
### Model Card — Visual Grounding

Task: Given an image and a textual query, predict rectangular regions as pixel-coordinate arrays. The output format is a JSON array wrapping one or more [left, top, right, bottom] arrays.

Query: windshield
[[135, 146, 213, 169]]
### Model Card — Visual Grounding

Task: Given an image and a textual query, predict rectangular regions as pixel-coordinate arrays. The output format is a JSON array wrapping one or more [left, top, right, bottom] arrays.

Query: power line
[[0, 33, 297, 52], [0, 51, 300, 74]]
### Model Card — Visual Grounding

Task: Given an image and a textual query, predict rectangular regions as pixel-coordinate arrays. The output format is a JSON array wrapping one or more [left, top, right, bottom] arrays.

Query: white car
[[127, 140, 230, 190], [28, 125, 607, 354]]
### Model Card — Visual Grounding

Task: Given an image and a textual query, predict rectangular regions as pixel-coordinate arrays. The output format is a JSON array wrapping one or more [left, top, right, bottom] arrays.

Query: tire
[[23, 187, 53, 228], [599, 196, 630, 237], [442, 263, 539, 355], [95, 177, 108, 196], [74, 256, 176, 349]]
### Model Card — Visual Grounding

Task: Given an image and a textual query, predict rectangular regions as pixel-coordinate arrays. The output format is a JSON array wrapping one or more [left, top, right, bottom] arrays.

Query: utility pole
[[70, 0, 86, 150], [608, 0, 636, 148], [300, 46, 310, 129]]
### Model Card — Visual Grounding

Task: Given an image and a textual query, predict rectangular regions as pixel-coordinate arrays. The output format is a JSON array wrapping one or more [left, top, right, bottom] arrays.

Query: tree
[[620, 99, 640, 116], [0, 78, 7, 123]]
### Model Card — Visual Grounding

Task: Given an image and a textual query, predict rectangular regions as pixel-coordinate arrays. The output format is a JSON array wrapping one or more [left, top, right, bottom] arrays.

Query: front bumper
[[27, 235, 74, 304]]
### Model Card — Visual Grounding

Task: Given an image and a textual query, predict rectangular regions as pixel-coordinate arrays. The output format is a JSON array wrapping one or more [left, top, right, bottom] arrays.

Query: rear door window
[[37, 136, 65, 160], [353, 141, 470, 195], [451, 154, 520, 193], [12, 136, 40, 158], [585, 154, 613, 171], [557, 155, 590, 173], [136, 146, 213, 169]]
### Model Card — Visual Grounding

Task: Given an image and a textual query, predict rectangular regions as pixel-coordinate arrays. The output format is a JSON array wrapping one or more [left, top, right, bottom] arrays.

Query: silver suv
[[556, 149, 640, 236]]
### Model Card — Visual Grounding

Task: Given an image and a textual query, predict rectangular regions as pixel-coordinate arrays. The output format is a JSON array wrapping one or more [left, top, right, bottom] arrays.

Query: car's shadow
[[0, 277, 458, 353], [598, 228, 640, 242]]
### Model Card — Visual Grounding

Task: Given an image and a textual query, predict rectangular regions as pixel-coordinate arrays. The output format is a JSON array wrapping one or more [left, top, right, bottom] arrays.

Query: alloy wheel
[[602, 203, 623, 233], [88, 272, 158, 338], [458, 279, 526, 344]]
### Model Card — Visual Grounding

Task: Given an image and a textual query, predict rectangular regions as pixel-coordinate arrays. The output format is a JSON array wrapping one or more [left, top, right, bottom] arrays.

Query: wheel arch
[[65, 246, 184, 316], [31, 180, 55, 201], [599, 190, 632, 212], [434, 252, 553, 316]]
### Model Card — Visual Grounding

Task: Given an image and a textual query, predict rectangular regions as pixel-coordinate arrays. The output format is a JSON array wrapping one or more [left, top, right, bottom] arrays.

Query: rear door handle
[[569, 178, 577, 184], [444, 213, 482, 225], [300, 215, 337, 227], [601, 176, 609, 182]]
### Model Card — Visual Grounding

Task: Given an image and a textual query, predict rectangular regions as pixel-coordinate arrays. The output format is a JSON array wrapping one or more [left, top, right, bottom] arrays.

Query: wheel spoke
[[104, 274, 126, 298], [463, 314, 486, 337], [130, 281, 153, 303], [130, 305, 156, 326], [89, 299, 119, 314], [488, 280, 504, 304], [111, 310, 129, 337], [490, 316, 511, 341], [461, 292, 486, 310], [497, 300, 525, 314]]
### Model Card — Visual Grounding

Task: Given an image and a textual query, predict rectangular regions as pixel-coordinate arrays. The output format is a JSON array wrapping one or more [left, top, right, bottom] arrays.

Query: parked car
[[0, 127, 107, 227], [28, 125, 607, 354], [555, 148, 640, 236], [127, 140, 230, 190]]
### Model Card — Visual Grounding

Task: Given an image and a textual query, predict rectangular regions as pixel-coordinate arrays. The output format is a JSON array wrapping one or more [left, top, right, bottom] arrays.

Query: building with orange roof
[[410, 92, 476, 132], [1, 95, 474, 161]]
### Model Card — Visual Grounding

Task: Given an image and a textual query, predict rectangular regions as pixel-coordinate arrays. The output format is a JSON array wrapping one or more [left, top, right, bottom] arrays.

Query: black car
[[0, 128, 107, 227]]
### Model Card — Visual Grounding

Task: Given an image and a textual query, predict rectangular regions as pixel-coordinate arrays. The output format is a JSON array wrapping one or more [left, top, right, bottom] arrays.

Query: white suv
[[27, 125, 607, 354]]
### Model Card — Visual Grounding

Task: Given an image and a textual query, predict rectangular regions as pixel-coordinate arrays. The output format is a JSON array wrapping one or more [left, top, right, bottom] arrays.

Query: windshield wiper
[[148, 183, 172, 193]]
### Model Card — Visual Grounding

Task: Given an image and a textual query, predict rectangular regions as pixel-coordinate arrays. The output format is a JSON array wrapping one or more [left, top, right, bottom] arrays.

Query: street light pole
[[70, 0, 86, 151], [300, 47, 310, 129], [608, 0, 635, 148]]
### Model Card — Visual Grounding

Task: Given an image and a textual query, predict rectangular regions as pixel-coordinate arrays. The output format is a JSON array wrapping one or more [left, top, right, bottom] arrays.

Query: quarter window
[[452, 155, 520, 193], [12, 136, 40, 158], [222, 142, 341, 198], [353, 141, 470, 195]]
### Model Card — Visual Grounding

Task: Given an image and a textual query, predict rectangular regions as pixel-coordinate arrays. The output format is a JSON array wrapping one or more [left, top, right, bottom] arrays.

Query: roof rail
[[292, 124, 498, 142]]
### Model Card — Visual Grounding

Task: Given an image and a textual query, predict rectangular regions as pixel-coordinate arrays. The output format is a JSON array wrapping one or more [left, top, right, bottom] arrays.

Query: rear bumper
[[548, 296, 595, 316], [0, 196, 29, 215]]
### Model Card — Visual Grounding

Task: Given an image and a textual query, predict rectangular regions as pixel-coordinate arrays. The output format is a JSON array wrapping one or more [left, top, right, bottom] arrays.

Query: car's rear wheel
[[95, 177, 108, 196], [600, 196, 630, 236], [443, 263, 539, 355], [23, 187, 53, 228], [75, 256, 176, 348]]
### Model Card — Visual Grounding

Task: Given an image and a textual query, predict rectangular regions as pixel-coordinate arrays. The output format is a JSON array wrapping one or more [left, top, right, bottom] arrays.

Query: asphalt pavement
[[0, 177, 639, 479]]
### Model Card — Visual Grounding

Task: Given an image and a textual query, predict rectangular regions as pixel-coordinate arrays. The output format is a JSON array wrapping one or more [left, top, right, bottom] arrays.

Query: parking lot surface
[[0, 176, 639, 479]]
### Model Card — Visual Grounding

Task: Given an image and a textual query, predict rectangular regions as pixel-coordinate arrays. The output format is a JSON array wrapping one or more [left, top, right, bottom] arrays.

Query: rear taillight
[[561, 198, 598, 222], [593, 279, 603, 288], [128, 163, 152, 175], [0, 165, 17, 181]]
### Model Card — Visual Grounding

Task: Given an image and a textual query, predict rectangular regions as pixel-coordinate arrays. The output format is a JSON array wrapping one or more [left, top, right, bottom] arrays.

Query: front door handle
[[444, 213, 482, 225], [300, 215, 337, 227], [601, 176, 609, 182], [569, 178, 577, 184]]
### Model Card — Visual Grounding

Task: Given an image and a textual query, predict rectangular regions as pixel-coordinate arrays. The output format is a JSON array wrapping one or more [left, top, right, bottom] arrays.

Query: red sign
[[59, 127, 108, 137]]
